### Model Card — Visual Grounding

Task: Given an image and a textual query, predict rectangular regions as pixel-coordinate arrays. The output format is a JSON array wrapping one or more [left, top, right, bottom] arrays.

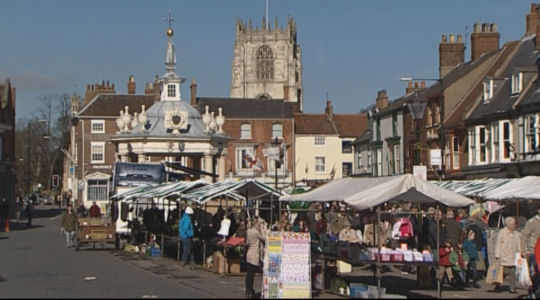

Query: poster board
[[262, 232, 311, 299]]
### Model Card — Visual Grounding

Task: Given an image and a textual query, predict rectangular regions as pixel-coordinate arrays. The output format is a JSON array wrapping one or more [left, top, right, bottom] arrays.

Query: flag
[[329, 165, 336, 180]]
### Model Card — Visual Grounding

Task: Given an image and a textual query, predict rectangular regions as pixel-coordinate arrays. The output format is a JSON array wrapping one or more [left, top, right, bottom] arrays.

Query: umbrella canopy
[[110, 184, 159, 200], [280, 174, 474, 209], [480, 176, 540, 201], [113, 180, 208, 201]]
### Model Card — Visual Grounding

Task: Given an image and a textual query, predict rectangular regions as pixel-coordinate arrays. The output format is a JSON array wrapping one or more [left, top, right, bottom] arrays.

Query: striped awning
[[182, 179, 282, 204], [113, 180, 208, 201], [430, 178, 513, 198]]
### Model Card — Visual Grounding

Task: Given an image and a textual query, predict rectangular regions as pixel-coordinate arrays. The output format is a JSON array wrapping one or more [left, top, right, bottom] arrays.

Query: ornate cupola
[[161, 11, 185, 102]]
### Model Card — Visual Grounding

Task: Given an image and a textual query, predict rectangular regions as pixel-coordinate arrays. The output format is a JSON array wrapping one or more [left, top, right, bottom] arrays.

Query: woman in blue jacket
[[179, 206, 195, 269]]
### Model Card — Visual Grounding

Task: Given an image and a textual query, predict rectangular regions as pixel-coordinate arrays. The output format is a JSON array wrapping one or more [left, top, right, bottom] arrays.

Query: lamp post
[[272, 137, 282, 190], [401, 77, 445, 175]]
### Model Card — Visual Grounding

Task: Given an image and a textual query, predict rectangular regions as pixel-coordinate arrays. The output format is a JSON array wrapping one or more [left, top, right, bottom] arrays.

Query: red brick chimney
[[471, 23, 500, 61], [439, 33, 465, 78], [83, 80, 115, 105], [190, 79, 197, 105], [325, 100, 334, 121], [526, 3, 538, 36], [376, 90, 389, 110], [127, 75, 136, 94]]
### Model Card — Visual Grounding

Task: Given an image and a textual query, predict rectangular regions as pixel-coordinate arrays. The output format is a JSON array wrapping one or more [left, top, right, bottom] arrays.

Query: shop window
[[342, 162, 352, 177], [87, 179, 108, 201]]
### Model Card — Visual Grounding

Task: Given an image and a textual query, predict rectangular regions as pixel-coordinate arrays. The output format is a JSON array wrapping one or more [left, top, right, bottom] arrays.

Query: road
[[0, 206, 251, 299]]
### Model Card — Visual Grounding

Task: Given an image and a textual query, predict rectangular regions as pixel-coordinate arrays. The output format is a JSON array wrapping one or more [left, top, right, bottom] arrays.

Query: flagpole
[[266, 0, 269, 29]]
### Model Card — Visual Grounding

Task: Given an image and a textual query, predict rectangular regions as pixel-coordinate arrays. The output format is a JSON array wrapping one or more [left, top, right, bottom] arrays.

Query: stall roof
[[182, 179, 282, 204], [111, 184, 159, 200], [430, 178, 512, 197], [480, 176, 540, 201], [112, 180, 208, 201], [279, 174, 474, 209]]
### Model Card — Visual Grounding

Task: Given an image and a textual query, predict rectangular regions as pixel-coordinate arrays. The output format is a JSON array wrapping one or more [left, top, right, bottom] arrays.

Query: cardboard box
[[228, 259, 241, 273]]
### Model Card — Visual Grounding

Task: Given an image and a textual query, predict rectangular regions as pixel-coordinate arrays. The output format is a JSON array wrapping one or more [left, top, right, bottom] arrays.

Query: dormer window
[[511, 72, 523, 95], [483, 79, 494, 102]]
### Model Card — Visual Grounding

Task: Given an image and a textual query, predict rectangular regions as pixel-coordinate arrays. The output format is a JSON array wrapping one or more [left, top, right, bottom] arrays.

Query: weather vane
[[163, 10, 178, 37]]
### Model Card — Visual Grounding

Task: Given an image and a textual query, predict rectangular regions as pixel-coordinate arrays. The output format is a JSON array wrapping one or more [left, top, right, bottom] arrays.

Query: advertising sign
[[262, 232, 311, 299], [413, 165, 427, 181]]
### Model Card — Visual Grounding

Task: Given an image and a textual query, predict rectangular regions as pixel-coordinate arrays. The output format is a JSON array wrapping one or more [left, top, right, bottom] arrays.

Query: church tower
[[230, 16, 303, 112]]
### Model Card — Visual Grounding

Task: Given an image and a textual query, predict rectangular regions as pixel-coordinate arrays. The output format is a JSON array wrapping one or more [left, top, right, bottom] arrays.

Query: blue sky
[[0, 0, 534, 120]]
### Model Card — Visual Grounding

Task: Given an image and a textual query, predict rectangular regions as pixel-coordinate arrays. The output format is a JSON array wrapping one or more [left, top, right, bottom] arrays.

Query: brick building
[[0, 79, 16, 209]]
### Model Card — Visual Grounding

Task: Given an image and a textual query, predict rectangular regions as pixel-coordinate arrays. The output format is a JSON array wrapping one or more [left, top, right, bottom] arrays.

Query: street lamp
[[407, 99, 427, 166], [400, 77, 445, 175]]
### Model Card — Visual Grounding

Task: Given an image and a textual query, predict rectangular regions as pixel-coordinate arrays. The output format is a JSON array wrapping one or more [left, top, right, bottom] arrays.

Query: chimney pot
[[449, 34, 455, 43], [127, 75, 136, 94], [457, 34, 463, 43], [442, 35, 447, 42]]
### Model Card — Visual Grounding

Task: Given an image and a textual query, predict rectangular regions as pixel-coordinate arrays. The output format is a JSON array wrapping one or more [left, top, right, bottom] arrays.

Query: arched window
[[256, 45, 274, 80]]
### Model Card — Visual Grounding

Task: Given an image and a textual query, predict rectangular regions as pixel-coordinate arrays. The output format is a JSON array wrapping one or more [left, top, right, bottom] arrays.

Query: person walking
[[60, 205, 78, 247], [25, 199, 34, 227], [493, 217, 521, 294], [15, 193, 23, 220], [179, 206, 195, 269], [245, 217, 265, 299]]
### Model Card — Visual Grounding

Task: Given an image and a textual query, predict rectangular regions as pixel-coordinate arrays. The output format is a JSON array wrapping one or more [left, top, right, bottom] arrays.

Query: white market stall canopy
[[280, 174, 474, 209], [112, 180, 208, 201], [480, 176, 540, 201], [182, 179, 282, 205], [430, 178, 512, 198]]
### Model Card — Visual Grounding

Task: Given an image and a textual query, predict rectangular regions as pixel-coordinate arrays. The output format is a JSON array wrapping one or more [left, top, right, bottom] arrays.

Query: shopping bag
[[485, 263, 503, 284], [516, 253, 533, 287]]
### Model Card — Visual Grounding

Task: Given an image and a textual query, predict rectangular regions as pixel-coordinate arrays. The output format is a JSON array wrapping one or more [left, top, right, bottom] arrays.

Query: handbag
[[485, 263, 503, 284]]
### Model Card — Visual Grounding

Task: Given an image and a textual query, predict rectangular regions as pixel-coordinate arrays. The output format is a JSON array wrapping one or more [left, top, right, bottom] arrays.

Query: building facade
[[0, 79, 16, 209], [295, 101, 366, 186]]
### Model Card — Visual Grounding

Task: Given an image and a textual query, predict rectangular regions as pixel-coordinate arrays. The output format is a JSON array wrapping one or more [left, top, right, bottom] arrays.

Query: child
[[463, 230, 480, 288], [449, 242, 469, 289], [439, 239, 455, 285]]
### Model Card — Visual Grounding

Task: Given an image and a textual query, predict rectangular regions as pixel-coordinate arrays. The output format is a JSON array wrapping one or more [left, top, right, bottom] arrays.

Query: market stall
[[280, 174, 475, 299]]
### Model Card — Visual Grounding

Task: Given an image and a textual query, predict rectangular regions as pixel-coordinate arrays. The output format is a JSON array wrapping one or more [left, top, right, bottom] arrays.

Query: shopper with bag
[[245, 217, 265, 299], [492, 217, 521, 293]]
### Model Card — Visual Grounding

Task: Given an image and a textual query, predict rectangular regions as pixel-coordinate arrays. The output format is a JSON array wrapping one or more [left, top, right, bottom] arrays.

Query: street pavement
[[0, 205, 531, 298]]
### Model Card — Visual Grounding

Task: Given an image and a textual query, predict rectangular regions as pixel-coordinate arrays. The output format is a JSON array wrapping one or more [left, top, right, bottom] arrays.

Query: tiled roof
[[353, 129, 373, 144], [466, 38, 537, 124], [445, 41, 519, 128], [294, 113, 366, 136], [195, 98, 294, 119], [78, 94, 155, 117], [295, 114, 337, 134], [334, 114, 367, 137]]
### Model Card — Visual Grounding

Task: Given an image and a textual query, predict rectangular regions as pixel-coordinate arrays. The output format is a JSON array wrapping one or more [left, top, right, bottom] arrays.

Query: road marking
[[142, 295, 158, 298], [84, 276, 96, 281]]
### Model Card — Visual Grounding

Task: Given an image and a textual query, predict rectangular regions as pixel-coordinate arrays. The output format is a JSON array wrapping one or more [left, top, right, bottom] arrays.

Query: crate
[[149, 247, 161, 257], [349, 283, 368, 299]]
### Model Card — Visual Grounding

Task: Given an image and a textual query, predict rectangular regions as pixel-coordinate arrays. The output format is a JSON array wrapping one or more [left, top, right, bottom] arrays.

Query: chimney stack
[[190, 79, 197, 105], [144, 82, 154, 95], [376, 90, 389, 110], [127, 75, 136, 94], [527, 4, 538, 36], [83, 80, 116, 105], [471, 23, 500, 61], [439, 33, 465, 78], [325, 100, 334, 121]]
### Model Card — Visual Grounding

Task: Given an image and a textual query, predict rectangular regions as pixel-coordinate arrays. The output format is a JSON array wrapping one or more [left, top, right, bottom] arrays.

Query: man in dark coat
[[444, 210, 465, 246]]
